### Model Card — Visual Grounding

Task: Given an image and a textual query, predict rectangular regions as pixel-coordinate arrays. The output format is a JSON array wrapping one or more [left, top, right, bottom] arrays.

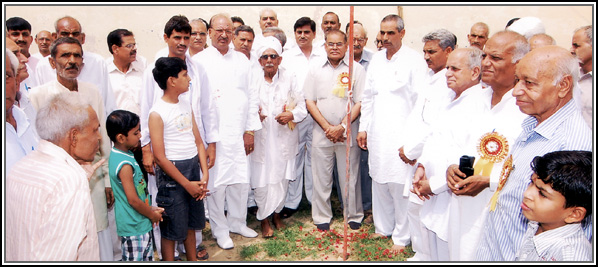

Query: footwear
[[280, 207, 298, 219], [231, 226, 258, 238], [348, 221, 361, 230], [196, 244, 209, 261], [363, 213, 374, 224], [315, 223, 330, 231], [216, 237, 234, 250]]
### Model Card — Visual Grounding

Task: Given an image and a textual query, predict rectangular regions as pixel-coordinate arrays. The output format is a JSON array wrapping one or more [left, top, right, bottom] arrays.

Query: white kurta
[[34, 51, 117, 117], [359, 46, 428, 184], [105, 56, 147, 115], [193, 46, 261, 190], [250, 68, 307, 220], [446, 87, 528, 261]]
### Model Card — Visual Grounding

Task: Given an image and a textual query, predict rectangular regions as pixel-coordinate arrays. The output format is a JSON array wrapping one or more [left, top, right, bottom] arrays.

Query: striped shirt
[[516, 221, 592, 261], [6, 140, 100, 261], [476, 99, 592, 261]]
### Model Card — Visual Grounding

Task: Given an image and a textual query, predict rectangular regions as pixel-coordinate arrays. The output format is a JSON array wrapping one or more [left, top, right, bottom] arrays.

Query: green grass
[[237, 188, 415, 262]]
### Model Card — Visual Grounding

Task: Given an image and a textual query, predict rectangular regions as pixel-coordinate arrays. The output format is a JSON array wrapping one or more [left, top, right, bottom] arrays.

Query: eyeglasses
[[326, 42, 345, 48], [260, 54, 279, 60], [123, 43, 137, 49], [354, 38, 366, 43]]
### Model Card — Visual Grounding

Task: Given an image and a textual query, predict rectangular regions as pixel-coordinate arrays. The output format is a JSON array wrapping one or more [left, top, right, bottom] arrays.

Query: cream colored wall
[[4, 4, 593, 62]]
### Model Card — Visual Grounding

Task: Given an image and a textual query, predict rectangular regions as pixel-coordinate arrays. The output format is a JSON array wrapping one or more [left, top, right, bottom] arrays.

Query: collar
[[522, 99, 578, 140], [529, 221, 583, 256]]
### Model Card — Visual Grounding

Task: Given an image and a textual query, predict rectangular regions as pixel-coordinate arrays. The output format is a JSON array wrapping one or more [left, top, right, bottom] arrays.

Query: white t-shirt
[[149, 98, 198, 161]]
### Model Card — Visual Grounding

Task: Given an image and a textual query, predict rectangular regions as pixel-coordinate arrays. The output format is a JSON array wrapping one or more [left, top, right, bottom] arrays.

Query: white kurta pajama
[[250, 67, 307, 221], [402, 68, 454, 261], [359, 46, 428, 246], [193, 46, 261, 242]]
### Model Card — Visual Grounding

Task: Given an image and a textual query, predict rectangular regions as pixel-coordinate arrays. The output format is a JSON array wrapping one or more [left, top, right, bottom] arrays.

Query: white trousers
[[372, 181, 410, 246], [107, 207, 122, 260], [425, 227, 449, 261], [407, 196, 431, 261], [285, 115, 314, 209], [206, 183, 250, 240], [98, 227, 114, 261], [311, 145, 363, 225]]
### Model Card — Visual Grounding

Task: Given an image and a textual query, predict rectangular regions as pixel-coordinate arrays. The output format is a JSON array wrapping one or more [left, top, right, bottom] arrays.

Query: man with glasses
[[304, 30, 366, 231], [192, 13, 261, 250], [346, 21, 374, 71]]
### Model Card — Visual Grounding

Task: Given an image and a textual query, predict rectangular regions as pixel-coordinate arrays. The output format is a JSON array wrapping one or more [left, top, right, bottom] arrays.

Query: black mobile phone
[[458, 155, 475, 179]]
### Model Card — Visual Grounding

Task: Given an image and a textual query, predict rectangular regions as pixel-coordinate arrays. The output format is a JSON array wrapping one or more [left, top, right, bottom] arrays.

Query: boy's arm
[[191, 113, 209, 200], [149, 112, 204, 200], [119, 164, 163, 225]]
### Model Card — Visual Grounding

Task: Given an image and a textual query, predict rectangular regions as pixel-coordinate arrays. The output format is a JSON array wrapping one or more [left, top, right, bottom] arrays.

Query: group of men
[[5, 8, 593, 262]]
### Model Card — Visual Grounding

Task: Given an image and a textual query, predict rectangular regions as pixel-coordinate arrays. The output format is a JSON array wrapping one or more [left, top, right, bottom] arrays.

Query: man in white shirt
[[313, 12, 341, 55], [192, 14, 261, 250], [400, 29, 456, 261], [570, 25, 592, 130], [140, 15, 216, 260], [280, 17, 327, 218], [356, 14, 428, 254], [31, 30, 53, 60], [467, 22, 490, 50], [34, 16, 117, 117], [28, 37, 114, 261]]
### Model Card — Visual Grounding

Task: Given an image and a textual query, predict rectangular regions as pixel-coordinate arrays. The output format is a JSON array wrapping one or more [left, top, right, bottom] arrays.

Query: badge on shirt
[[489, 154, 514, 211], [332, 72, 350, 98]]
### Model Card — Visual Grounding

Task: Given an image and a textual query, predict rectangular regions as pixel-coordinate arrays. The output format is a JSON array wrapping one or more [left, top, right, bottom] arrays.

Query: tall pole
[[343, 5, 354, 261]]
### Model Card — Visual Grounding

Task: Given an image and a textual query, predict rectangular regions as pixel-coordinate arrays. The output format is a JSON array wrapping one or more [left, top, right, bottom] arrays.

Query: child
[[149, 57, 209, 261], [107, 109, 164, 261], [517, 150, 592, 261]]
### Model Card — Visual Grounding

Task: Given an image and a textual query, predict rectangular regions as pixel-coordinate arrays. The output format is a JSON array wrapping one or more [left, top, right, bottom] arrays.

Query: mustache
[[65, 64, 79, 71]]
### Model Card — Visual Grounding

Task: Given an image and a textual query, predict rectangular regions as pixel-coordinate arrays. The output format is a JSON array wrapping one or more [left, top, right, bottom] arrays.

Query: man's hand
[[399, 146, 416, 166], [243, 132, 255, 155], [81, 158, 107, 181], [357, 131, 367, 150], [259, 106, 267, 122], [141, 145, 155, 175], [446, 164, 489, 196], [411, 164, 433, 201], [275, 111, 294, 125], [325, 125, 346, 143], [206, 143, 216, 169], [105, 187, 115, 209]]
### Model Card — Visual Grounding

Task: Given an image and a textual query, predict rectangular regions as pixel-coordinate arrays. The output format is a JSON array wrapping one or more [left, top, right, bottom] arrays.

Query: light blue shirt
[[516, 221, 592, 261], [476, 99, 592, 261], [6, 106, 40, 172]]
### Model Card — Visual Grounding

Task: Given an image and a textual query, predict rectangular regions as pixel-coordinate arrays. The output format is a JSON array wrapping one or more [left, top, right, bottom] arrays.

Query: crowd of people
[[4, 8, 594, 262]]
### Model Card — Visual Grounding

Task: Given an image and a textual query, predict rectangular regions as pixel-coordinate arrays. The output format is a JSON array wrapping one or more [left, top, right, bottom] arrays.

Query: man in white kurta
[[280, 17, 327, 214], [400, 29, 456, 261], [139, 15, 217, 259], [250, 37, 307, 236], [34, 16, 117, 117], [305, 30, 366, 230], [192, 14, 261, 250], [441, 32, 530, 261], [357, 15, 428, 252], [28, 37, 112, 261]]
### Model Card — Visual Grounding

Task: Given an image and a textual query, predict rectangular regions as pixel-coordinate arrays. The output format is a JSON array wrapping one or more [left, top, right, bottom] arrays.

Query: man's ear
[[556, 75, 573, 98], [564, 206, 587, 224], [70, 128, 79, 147], [80, 33, 86, 45], [49, 57, 57, 70]]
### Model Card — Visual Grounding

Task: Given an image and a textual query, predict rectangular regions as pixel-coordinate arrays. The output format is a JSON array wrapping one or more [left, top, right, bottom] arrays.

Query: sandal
[[196, 244, 209, 261]]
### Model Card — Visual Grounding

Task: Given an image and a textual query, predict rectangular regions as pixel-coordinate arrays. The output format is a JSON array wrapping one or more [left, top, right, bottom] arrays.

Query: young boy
[[517, 150, 592, 261], [149, 57, 209, 261], [107, 109, 164, 261]]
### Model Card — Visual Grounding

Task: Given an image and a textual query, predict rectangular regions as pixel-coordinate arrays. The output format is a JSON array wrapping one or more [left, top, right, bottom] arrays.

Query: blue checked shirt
[[476, 99, 592, 261]]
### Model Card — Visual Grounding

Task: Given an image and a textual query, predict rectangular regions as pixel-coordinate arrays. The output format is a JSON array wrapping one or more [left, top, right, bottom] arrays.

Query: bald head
[[54, 16, 85, 44], [529, 33, 556, 50], [482, 31, 529, 91], [468, 22, 489, 49], [513, 45, 578, 124]]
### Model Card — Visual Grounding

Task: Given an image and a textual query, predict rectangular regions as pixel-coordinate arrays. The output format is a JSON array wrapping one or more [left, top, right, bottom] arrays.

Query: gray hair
[[263, 26, 287, 47], [464, 47, 484, 71], [552, 49, 580, 86], [381, 14, 404, 32], [422, 29, 457, 50], [6, 48, 19, 74], [36, 92, 91, 144], [575, 25, 593, 45], [494, 30, 529, 63]]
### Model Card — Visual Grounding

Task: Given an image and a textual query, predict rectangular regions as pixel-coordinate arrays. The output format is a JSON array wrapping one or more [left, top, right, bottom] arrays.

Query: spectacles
[[260, 54, 279, 60], [326, 42, 345, 48], [354, 38, 366, 43], [123, 43, 137, 49]]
